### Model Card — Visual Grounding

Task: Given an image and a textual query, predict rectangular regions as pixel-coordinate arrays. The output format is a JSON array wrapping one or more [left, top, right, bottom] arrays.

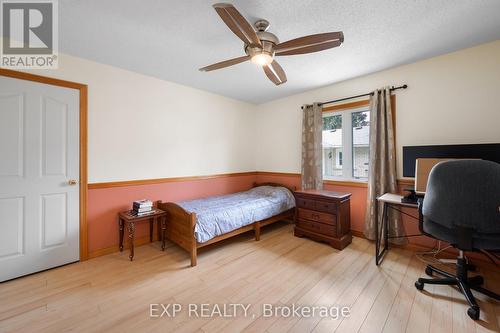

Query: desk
[[118, 209, 167, 261], [375, 193, 420, 265]]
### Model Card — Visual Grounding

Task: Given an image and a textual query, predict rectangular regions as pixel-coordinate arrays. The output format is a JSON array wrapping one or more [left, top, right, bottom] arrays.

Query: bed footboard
[[157, 182, 295, 267], [157, 200, 198, 266]]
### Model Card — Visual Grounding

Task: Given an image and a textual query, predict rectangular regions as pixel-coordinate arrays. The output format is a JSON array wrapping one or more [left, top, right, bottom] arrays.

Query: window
[[322, 104, 370, 181]]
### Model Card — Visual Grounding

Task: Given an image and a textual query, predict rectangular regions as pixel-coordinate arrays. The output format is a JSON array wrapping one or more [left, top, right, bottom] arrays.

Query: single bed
[[157, 183, 296, 266]]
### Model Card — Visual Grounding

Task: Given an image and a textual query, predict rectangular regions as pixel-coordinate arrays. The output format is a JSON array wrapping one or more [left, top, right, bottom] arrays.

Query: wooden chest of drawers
[[294, 189, 352, 250]]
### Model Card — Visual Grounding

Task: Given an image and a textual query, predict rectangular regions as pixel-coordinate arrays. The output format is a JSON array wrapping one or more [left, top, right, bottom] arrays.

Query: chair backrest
[[422, 160, 500, 234]]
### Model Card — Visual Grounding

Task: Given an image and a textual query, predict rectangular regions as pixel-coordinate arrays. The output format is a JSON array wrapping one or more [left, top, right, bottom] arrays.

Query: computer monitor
[[414, 158, 452, 194], [414, 158, 478, 194]]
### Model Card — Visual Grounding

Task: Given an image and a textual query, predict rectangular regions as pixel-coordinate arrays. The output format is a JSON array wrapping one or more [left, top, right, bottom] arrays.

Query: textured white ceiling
[[59, 0, 500, 104]]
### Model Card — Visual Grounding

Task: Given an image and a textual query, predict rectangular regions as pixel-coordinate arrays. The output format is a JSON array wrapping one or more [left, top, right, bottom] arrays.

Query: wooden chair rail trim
[[255, 171, 302, 177], [88, 171, 258, 189], [88, 171, 414, 189]]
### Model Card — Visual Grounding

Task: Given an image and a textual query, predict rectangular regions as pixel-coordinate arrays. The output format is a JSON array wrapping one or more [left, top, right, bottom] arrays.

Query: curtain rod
[[301, 84, 408, 109]]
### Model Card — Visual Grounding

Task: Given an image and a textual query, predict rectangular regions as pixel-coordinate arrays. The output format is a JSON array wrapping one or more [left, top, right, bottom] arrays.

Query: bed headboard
[[253, 182, 297, 193]]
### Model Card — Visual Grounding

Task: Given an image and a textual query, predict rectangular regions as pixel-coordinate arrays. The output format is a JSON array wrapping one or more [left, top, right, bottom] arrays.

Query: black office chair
[[414, 160, 500, 320]]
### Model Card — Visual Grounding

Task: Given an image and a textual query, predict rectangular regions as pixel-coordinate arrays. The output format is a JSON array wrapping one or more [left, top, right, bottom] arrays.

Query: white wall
[[255, 40, 500, 178], [25, 54, 257, 183], [17, 40, 500, 182]]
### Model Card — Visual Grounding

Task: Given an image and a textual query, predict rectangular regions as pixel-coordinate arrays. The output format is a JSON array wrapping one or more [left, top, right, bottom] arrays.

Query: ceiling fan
[[199, 3, 344, 86]]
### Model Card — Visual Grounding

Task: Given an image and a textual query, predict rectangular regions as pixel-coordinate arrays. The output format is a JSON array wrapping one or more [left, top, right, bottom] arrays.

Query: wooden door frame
[[0, 68, 89, 261]]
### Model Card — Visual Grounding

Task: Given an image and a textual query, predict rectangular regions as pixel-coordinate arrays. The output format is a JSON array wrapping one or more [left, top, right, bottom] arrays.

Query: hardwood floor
[[0, 222, 498, 333]]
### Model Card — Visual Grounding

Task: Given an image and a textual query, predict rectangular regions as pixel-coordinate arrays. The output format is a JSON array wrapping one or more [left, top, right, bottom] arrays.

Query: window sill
[[323, 178, 368, 188]]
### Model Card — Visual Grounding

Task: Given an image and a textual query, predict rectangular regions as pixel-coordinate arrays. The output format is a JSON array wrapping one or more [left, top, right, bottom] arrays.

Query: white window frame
[[322, 105, 370, 181]]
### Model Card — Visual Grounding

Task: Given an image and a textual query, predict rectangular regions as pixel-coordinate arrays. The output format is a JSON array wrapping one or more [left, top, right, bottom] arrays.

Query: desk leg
[[119, 218, 124, 252], [149, 218, 154, 242], [384, 203, 389, 251], [375, 207, 380, 265], [376, 202, 388, 265], [161, 216, 166, 251], [128, 221, 135, 261], [157, 217, 161, 242]]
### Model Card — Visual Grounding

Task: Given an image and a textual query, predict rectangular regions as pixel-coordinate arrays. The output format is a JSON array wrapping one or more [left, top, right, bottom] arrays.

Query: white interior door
[[0, 75, 80, 282]]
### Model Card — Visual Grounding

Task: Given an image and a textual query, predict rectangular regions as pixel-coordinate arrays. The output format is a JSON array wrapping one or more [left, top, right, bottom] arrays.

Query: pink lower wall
[[255, 173, 437, 248], [255, 173, 368, 234], [86, 172, 442, 256], [87, 174, 256, 253]]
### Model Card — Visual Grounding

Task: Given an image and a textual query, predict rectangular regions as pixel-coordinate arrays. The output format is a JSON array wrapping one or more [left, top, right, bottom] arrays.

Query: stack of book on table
[[132, 199, 154, 217]]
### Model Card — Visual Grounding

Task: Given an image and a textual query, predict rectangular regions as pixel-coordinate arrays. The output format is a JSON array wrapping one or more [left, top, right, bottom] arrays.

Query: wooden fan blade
[[224, 6, 261, 46], [275, 32, 343, 55], [276, 40, 342, 56], [213, 4, 249, 44], [263, 60, 287, 85], [269, 60, 287, 84], [213, 3, 261, 47], [199, 55, 250, 72]]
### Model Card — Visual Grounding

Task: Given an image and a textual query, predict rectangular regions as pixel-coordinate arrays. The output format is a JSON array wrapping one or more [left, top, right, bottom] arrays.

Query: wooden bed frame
[[157, 182, 296, 266]]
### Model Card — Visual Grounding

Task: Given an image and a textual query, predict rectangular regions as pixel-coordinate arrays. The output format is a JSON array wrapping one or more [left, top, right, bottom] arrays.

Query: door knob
[[68, 179, 78, 185]]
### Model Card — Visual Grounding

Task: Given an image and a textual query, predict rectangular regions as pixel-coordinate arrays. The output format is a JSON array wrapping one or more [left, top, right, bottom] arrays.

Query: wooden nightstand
[[118, 209, 167, 261], [294, 189, 352, 250]]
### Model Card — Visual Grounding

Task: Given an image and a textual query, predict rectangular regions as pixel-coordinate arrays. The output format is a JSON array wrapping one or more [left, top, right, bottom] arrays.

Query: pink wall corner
[[87, 175, 256, 253], [87, 171, 447, 256], [255, 173, 368, 235], [255, 173, 443, 250], [255, 173, 301, 190]]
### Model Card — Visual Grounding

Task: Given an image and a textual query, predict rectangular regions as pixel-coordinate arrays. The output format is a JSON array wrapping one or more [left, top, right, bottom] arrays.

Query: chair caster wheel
[[415, 281, 424, 291], [425, 266, 433, 276], [467, 306, 480, 320]]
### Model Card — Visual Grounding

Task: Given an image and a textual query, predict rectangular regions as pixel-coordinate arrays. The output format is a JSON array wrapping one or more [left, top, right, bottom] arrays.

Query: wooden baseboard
[[87, 228, 497, 269], [351, 230, 365, 238], [87, 235, 159, 259]]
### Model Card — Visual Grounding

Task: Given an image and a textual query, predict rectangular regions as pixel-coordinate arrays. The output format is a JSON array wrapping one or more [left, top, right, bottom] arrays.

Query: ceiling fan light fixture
[[201, 3, 343, 85], [251, 53, 273, 66]]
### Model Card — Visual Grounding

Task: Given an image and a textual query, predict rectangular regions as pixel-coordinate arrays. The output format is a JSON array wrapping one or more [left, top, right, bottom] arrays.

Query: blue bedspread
[[177, 186, 296, 243]]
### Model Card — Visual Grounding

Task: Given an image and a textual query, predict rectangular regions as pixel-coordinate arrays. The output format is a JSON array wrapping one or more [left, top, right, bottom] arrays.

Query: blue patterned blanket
[[178, 186, 296, 243]]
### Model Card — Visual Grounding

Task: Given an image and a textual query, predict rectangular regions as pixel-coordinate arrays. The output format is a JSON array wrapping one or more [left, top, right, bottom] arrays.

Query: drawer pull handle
[[311, 213, 320, 219]]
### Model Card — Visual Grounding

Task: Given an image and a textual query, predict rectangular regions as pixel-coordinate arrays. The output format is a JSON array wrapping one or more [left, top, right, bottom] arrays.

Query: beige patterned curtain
[[301, 103, 323, 190], [364, 87, 406, 244]]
